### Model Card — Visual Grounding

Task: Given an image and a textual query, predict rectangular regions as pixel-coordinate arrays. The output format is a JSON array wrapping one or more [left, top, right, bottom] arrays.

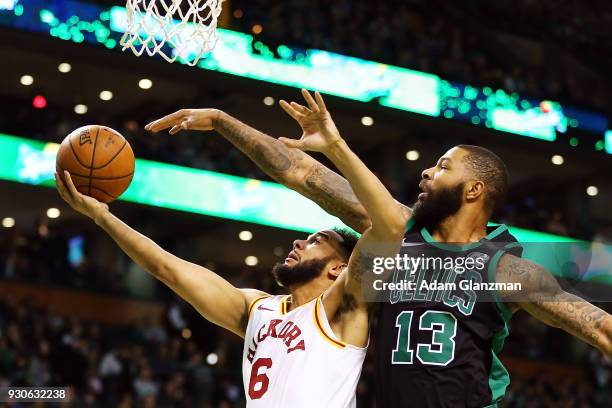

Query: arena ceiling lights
[[1, 1, 609, 147]]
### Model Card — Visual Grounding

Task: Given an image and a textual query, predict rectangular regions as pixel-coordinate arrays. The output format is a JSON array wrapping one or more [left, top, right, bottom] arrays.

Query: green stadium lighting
[[0, 1, 589, 142], [2, 133, 611, 285]]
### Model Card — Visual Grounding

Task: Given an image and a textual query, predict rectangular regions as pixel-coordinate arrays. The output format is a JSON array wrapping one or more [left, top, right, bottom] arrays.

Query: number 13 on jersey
[[392, 310, 457, 366]]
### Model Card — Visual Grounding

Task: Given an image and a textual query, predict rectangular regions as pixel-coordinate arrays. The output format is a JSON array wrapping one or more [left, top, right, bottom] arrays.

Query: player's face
[[271, 230, 346, 287], [284, 230, 345, 266], [412, 147, 470, 228]]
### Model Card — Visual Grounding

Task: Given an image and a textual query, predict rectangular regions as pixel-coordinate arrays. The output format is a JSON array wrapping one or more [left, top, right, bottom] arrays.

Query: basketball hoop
[[120, 0, 223, 66]]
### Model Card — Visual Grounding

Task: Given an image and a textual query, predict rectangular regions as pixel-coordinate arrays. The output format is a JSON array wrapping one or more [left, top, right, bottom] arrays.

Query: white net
[[120, 0, 223, 66]]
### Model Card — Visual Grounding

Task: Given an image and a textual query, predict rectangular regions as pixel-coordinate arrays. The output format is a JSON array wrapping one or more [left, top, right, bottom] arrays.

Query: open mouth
[[286, 251, 299, 262], [418, 182, 430, 200]]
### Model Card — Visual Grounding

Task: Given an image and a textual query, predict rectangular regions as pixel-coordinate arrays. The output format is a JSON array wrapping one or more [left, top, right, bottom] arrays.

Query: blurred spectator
[[0, 296, 608, 406], [231, 0, 611, 114]]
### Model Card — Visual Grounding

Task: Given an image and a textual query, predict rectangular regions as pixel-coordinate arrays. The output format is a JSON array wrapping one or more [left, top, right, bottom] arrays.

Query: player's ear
[[465, 180, 485, 201], [328, 261, 347, 279]]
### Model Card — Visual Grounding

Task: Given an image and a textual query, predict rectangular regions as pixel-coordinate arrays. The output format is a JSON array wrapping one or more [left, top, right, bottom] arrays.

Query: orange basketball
[[56, 125, 135, 203]]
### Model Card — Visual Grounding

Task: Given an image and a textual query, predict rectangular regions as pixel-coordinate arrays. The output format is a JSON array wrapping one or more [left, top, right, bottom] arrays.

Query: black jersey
[[373, 222, 522, 408]]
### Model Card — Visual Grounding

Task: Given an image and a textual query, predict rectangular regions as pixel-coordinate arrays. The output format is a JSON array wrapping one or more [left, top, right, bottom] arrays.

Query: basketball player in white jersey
[[56, 92, 406, 407]]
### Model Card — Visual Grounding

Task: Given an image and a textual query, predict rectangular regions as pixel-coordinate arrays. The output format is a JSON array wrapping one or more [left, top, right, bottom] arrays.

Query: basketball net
[[120, 0, 223, 66]]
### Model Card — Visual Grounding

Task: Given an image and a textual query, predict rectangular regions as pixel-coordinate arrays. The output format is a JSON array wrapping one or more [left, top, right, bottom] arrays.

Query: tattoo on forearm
[[543, 293, 609, 345], [532, 291, 608, 348], [214, 113, 371, 231], [500, 255, 611, 352], [214, 114, 304, 179], [252, 143, 292, 173], [305, 165, 370, 232]]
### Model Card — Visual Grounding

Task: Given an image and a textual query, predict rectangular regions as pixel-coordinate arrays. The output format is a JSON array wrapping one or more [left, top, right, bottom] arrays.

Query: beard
[[271, 256, 333, 287], [411, 182, 465, 231]]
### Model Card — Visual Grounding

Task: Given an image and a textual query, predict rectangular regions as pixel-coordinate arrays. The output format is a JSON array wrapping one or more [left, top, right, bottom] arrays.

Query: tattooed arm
[[496, 253, 612, 357], [213, 111, 379, 232], [145, 108, 376, 232]]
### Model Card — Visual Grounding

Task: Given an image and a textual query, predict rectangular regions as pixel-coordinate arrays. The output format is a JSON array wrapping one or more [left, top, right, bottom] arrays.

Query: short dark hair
[[332, 227, 359, 260], [456, 145, 508, 213]]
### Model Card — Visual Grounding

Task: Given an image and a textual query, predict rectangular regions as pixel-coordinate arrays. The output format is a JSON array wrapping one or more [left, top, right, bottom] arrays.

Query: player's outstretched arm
[[279, 91, 406, 345], [497, 254, 612, 357], [145, 108, 372, 232], [55, 171, 265, 338], [279, 90, 408, 241]]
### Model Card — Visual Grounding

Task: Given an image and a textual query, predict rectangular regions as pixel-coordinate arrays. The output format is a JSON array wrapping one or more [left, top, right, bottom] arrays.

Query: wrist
[[325, 137, 349, 162], [211, 109, 225, 130], [92, 205, 109, 226]]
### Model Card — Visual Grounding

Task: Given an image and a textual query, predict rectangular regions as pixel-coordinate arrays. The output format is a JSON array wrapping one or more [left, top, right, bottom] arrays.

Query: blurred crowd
[[0, 224, 132, 297], [231, 0, 611, 114], [0, 296, 245, 407], [466, 0, 612, 70], [1, 272, 610, 407]]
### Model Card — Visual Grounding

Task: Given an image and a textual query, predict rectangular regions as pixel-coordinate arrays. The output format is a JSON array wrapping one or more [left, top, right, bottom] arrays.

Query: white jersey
[[242, 294, 367, 408]]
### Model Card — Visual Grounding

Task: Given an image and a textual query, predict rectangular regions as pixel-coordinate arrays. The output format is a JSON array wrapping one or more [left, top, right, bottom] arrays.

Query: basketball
[[56, 125, 135, 203]]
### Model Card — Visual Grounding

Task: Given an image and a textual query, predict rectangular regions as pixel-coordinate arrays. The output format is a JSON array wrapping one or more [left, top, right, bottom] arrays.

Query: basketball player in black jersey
[[148, 89, 612, 407]]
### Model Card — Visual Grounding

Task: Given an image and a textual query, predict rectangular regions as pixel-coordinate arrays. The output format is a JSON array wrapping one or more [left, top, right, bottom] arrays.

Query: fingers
[[63, 170, 81, 199], [169, 119, 189, 135], [145, 110, 184, 132], [54, 172, 71, 202], [278, 137, 305, 150], [314, 91, 327, 113], [279, 100, 303, 121], [301, 89, 319, 113], [290, 102, 311, 115]]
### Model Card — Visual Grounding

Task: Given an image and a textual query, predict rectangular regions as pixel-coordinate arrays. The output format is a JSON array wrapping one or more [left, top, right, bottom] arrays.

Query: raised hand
[[279, 89, 342, 153], [145, 109, 221, 135], [55, 170, 108, 221]]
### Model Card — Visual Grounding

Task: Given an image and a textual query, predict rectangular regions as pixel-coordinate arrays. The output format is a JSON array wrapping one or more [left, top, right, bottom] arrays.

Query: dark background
[[0, 1, 611, 407]]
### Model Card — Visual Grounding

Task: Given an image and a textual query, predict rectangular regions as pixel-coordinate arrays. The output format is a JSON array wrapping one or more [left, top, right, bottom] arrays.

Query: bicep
[[496, 253, 565, 324], [165, 256, 250, 337]]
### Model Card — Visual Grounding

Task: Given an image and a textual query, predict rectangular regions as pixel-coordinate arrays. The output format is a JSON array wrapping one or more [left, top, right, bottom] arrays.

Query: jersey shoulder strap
[[483, 224, 523, 258]]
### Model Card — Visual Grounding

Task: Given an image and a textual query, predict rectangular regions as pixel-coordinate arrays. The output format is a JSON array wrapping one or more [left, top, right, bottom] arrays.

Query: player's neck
[[287, 280, 328, 311], [430, 208, 489, 243]]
